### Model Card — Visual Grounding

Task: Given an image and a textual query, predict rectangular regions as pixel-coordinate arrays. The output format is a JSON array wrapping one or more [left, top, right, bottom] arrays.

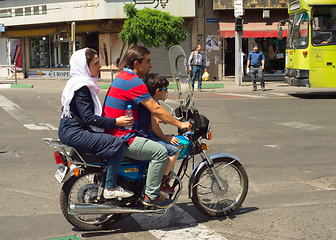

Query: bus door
[[310, 6, 336, 87]]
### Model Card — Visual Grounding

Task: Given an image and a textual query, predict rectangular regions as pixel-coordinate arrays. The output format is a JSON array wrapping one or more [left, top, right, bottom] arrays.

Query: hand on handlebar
[[115, 116, 134, 128], [179, 121, 192, 131]]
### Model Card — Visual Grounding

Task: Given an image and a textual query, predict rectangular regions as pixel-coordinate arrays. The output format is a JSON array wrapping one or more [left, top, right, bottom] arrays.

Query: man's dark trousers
[[251, 66, 264, 89]]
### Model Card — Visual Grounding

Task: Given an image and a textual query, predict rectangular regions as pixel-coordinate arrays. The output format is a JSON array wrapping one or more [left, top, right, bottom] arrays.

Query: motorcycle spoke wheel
[[60, 171, 126, 231], [69, 174, 111, 224], [191, 157, 248, 217]]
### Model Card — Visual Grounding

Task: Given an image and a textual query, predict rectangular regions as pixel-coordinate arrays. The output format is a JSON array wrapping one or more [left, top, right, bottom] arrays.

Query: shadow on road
[[69, 204, 260, 238], [289, 92, 336, 99]]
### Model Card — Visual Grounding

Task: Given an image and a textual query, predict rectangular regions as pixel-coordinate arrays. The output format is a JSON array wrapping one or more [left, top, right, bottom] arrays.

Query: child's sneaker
[[104, 186, 134, 199], [160, 175, 174, 194], [142, 193, 174, 209]]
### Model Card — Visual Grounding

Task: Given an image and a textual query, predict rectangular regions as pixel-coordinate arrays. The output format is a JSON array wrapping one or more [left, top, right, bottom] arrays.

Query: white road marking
[[0, 94, 58, 130], [217, 93, 265, 98], [164, 99, 177, 104], [264, 145, 281, 148], [277, 122, 323, 131], [268, 92, 288, 97], [132, 205, 227, 240], [0, 84, 11, 88]]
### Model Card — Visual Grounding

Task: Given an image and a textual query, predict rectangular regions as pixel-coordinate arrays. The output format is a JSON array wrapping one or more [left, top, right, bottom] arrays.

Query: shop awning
[[2, 27, 60, 38], [219, 22, 288, 38]]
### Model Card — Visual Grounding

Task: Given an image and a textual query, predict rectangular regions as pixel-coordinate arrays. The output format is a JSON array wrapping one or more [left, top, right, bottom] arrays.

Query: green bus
[[279, 0, 336, 87]]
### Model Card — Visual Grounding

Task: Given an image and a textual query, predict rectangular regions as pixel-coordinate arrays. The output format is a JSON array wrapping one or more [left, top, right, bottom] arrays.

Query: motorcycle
[[43, 45, 248, 231]]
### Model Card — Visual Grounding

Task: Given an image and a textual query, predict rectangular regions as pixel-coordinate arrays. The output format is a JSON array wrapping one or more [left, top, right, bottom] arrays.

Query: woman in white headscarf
[[58, 48, 134, 199]]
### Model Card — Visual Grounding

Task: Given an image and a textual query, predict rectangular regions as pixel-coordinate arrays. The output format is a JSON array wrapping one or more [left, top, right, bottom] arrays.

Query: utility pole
[[71, 22, 76, 55], [234, 0, 243, 86]]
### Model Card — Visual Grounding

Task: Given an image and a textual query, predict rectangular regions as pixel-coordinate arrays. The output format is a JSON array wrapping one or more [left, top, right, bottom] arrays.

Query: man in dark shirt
[[247, 44, 266, 91]]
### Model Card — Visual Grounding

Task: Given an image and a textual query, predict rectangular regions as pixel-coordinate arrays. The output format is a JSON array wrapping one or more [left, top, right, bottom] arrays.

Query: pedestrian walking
[[188, 44, 206, 91], [247, 44, 265, 91]]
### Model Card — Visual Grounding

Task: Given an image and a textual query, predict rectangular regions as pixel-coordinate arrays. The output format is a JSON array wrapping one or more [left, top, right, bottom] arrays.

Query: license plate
[[55, 164, 68, 183]]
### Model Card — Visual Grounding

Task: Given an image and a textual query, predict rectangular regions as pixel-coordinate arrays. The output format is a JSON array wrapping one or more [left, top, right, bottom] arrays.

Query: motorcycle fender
[[62, 164, 83, 183], [62, 169, 75, 183], [188, 153, 240, 199]]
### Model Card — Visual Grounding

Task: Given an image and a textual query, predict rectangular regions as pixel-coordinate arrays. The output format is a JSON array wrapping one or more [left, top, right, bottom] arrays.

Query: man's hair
[[142, 73, 169, 97], [252, 43, 259, 48], [85, 48, 98, 66], [123, 46, 150, 69]]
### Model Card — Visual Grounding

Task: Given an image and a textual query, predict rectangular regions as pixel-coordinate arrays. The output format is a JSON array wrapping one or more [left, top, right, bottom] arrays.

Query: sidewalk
[[0, 77, 314, 94]]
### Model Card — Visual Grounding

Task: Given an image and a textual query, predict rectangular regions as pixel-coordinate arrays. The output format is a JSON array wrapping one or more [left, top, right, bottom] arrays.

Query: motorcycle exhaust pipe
[[70, 175, 183, 215], [70, 203, 166, 215]]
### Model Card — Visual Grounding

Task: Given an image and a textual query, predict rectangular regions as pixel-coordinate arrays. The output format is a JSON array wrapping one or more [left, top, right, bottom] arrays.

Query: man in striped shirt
[[102, 46, 191, 208], [188, 44, 206, 91]]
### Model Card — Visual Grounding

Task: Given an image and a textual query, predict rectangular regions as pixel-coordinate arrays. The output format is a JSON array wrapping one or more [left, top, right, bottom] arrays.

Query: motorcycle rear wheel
[[191, 157, 248, 217], [60, 169, 127, 231]]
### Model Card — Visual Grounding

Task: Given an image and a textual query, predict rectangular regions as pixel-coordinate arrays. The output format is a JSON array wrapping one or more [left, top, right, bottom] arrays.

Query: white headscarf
[[61, 48, 103, 132]]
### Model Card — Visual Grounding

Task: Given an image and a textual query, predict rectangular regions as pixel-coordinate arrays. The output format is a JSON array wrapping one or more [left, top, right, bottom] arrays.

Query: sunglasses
[[159, 87, 168, 91]]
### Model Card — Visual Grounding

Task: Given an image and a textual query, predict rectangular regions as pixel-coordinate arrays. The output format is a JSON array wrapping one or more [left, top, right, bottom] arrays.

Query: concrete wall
[[190, 0, 221, 81], [0, 38, 8, 78]]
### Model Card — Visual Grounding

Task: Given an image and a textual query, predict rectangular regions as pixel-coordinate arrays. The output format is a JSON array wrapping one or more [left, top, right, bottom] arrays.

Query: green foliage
[[119, 3, 188, 50]]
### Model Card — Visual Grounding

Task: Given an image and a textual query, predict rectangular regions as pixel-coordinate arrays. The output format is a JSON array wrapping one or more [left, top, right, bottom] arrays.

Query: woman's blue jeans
[[105, 144, 126, 189]]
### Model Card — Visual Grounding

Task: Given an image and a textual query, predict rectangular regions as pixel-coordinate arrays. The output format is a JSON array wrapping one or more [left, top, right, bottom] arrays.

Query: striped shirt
[[188, 51, 205, 69], [102, 68, 151, 145]]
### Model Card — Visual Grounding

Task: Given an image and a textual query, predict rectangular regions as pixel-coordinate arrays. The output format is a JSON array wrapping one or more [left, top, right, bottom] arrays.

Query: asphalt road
[[0, 79, 335, 240]]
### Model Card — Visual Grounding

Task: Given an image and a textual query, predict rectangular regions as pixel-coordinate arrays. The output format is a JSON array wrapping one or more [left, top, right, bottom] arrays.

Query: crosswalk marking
[[217, 93, 265, 98], [277, 122, 323, 131], [0, 94, 58, 131], [132, 205, 227, 240]]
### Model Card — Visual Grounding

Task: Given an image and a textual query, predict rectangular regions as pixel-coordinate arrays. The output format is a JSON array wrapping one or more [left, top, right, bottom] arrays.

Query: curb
[[0, 84, 33, 88], [101, 83, 224, 90]]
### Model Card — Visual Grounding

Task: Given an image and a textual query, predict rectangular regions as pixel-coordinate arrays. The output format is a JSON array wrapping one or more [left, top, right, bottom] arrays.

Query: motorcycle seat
[[70, 149, 106, 164]]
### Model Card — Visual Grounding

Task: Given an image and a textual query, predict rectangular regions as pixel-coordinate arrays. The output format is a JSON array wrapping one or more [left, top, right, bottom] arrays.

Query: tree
[[119, 3, 188, 50]]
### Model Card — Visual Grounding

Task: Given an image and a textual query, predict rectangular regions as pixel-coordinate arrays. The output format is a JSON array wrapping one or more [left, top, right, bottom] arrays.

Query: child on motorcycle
[[137, 73, 181, 194]]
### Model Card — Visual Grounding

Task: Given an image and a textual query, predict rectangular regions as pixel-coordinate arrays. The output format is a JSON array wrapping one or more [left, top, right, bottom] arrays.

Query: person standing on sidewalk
[[188, 44, 206, 91], [247, 44, 265, 91]]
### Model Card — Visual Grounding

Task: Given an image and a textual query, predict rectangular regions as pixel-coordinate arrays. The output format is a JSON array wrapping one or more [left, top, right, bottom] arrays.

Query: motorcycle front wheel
[[60, 169, 127, 231], [191, 157, 248, 217]]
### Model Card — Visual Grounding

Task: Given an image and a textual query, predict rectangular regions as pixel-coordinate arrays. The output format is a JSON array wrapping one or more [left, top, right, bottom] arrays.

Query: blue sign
[[206, 18, 219, 24], [0, 24, 4, 32]]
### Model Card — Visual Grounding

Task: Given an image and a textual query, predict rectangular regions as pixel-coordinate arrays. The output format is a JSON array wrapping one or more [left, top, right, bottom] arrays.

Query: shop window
[[51, 35, 71, 68], [247, 37, 286, 75], [10, 38, 22, 71], [29, 35, 83, 69], [30, 37, 50, 68]]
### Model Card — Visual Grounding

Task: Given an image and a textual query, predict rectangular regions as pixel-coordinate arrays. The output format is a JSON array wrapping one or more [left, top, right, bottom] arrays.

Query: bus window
[[312, 6, 336, 45], [288, 12, 309, 48]]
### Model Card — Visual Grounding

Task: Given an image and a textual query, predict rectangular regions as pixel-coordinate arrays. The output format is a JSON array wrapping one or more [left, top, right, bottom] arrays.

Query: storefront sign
[[0, 23, 4, 32], [0, 0, 195, 27], [214, 0, 292, 10], [29, 70, 71, 78], [234, 0, 243, 17]]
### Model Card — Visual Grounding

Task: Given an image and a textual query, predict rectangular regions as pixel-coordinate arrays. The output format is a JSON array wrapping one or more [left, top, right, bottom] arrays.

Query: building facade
[[0, 0, 195, 80], [214, 0, 296, 79]]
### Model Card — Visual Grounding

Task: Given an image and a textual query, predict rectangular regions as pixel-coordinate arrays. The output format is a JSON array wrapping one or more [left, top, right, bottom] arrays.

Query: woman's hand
[[166, 135, 180, 145], [116, 116, 134, 128]]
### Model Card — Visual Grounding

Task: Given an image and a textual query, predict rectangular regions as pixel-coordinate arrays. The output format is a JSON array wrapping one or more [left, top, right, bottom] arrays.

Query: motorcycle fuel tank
[[175, 135, 191, 160]]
